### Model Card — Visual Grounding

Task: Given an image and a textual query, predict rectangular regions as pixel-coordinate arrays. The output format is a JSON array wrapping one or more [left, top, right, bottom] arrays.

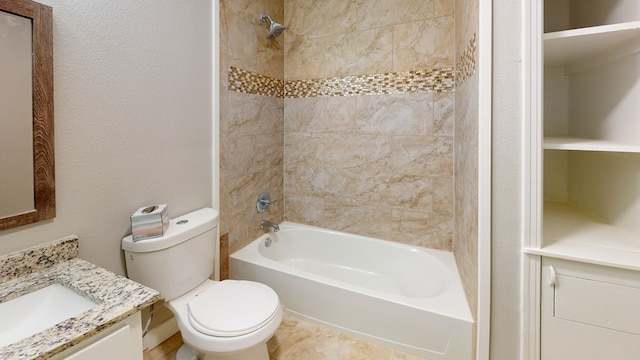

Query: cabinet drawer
[[555, 273, 640, 335], [63, 325, 133, 360]]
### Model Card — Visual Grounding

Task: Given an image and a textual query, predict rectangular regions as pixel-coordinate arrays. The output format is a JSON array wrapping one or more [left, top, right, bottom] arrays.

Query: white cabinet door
[[541, 259, 640, 360], [64, 325, 136, 360], [49, 312, 143, 360]]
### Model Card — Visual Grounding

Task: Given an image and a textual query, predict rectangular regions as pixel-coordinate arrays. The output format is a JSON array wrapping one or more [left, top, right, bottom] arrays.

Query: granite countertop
[[0, 236, 161, 360]]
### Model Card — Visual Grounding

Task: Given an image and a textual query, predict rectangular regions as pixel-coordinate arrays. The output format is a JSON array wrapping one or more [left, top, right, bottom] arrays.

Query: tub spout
[[260, 220, 279, 232]]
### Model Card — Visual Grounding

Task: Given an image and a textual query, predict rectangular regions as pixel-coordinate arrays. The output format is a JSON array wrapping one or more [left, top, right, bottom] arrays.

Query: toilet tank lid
[[122, 208, 218, 253]]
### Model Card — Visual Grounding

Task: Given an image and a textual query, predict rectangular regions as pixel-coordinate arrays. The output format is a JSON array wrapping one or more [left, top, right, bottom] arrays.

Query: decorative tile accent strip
[[285, 68, 455, 98], [228, 67, 455, 99], [456, 32, 477, 87], [0, 236, 78, 284], [228, 66, 284, 98]]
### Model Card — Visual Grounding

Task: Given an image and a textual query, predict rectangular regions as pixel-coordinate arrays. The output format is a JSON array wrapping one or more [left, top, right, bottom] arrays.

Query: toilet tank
[[122, 208, 219, 301]]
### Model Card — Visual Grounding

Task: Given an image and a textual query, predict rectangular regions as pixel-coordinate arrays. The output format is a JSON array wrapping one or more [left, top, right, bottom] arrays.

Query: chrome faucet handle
[[256, 192, 277, 212]]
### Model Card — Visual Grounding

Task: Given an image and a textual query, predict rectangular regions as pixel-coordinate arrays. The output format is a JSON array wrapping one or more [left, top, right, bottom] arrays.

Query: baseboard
[[143, 316, 179, 350]]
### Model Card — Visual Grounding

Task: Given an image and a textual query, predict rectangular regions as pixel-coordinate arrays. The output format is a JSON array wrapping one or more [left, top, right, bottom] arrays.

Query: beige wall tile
[[284, 133, 324, 168], [323, 134, 392, 171], [284, 35, 330, 81], [224, 94, 283, 141], [257, 38, 285, 80], [225, 0, 259, 73], [296, 0, 359, 38], [391, 135, 453, 177], [284, 193, 325, 226], [284, 96, 357, 133], [393, 16, 455, 72], [392, 208, 453, 249], [323, 201, 394, 239], [294, 165, 340, 197], [358, 174, 434, 213], [433, 176, 454, 216], [433, 91, 455, 136], [434, 0, 455, 17], [355, 0, 435, 30], [324, 28, 393, 78], [355, 93, 433, 135], [454, 0, 479, 335]]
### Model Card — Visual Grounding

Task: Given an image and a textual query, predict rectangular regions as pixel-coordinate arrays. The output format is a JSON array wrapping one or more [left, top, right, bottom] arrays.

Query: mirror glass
[[0, 11, 35, 217], [0, 0, 55, 232]]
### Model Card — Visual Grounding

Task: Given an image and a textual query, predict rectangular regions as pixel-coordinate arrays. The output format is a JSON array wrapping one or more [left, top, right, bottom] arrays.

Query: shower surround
[[219, 0, 478, 351]]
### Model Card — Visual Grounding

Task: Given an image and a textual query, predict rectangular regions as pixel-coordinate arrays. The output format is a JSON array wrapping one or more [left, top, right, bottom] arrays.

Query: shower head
[[260, 12, 286, 39]]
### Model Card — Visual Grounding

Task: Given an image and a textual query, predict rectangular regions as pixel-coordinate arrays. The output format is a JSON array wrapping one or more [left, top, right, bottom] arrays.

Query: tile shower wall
[[221, 0, 480, 353], [283, 0, 456, 249], [220, 0, 285, 254], [454, 0, 480, 352]]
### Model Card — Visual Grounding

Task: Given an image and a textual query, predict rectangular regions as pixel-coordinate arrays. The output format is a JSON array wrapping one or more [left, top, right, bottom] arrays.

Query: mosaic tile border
[[228, 67, 454, 99], [456, 33, 477, 87], [228, 66, 284, 98], [228, 32, 477, 99], [285, 68, 455, 97]]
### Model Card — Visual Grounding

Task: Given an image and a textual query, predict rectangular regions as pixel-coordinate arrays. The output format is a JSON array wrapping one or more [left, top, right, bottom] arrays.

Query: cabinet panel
[[64, 325, 134, 360], [554, 273, 640, 334], [541, 259, 640, 360], [48, 313, 143, 360]]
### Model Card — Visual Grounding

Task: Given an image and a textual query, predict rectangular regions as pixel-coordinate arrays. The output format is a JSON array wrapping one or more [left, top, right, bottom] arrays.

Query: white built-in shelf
[[544, 137, 640, 153], [525, 202, 640, 271], [544, 21, 640, 67]]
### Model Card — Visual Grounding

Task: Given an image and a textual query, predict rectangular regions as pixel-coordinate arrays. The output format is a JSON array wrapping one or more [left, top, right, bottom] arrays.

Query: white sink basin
[[0, 283, 98, 348]]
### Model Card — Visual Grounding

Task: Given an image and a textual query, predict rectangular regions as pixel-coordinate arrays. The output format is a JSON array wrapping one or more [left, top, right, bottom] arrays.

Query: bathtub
[[229, 222, 473, 360]]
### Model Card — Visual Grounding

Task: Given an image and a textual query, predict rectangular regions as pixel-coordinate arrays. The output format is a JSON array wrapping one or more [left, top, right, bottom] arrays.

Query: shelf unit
[[527, 2, 640, 359], [525, 202, 640, 271], [544, 20, 640, 67], [532, 1, 640, 271], [543, 137, 640, 152]]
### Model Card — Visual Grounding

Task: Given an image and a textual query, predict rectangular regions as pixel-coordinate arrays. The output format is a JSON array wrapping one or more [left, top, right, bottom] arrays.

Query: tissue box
[[131, 204, 169, 241]]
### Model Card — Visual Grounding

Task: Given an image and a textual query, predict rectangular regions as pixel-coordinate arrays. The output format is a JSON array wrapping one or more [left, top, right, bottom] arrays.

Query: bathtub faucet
[[260, 220, 279, 232]]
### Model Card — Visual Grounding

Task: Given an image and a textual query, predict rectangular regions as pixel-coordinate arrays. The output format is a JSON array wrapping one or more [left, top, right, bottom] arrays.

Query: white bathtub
[[229, 222, 473, 360]]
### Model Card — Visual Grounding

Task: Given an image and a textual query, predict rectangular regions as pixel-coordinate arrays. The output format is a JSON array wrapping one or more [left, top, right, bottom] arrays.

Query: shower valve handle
[[257, 192, 277, 212]]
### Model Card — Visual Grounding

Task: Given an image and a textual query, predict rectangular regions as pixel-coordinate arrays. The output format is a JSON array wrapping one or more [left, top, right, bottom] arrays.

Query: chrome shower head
[[261, 12, 286, 39]]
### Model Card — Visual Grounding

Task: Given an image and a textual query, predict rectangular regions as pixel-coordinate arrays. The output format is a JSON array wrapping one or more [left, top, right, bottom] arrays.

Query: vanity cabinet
[[525, 1, 640, 358], [49, 312, 143, 360]]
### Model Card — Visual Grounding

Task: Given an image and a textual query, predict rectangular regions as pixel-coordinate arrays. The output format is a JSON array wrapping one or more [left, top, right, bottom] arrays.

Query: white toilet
[[122, 208, 283, 360]]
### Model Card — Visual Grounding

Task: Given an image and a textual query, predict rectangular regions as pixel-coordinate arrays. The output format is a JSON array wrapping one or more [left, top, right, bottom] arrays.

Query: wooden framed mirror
[[0, 0, 54, 231]]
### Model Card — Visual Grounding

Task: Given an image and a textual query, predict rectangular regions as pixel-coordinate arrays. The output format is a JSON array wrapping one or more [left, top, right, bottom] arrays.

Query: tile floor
[[143, 313, 430, 360]]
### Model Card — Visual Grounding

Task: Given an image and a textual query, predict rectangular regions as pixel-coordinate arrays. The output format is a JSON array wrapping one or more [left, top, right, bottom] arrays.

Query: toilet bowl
[[167, 280, 283, 360], [121, 208, 283, 360]]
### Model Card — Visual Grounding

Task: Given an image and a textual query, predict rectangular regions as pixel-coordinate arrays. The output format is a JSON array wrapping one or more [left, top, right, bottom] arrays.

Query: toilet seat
[[187, 280, 280, 337]]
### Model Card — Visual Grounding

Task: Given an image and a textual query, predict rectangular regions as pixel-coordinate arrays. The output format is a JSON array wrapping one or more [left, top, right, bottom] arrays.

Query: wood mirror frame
[[0, 0, 54, 231]]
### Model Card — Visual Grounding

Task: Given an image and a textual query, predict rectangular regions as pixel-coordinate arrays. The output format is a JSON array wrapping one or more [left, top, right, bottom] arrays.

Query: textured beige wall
[[491, 0, 525, 358], [219, 0, 285, 254], [283, 0, 456, 249], [0, 1, 212, 276]]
